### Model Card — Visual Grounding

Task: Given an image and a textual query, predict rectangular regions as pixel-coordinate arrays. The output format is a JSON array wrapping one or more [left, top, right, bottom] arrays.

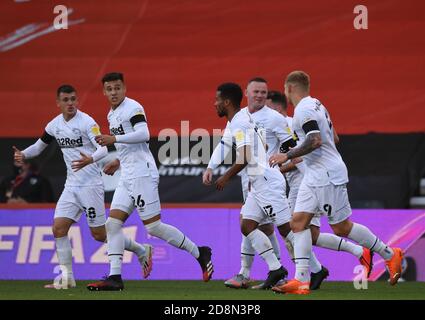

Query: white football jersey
[[292, 96, 348, 186], [244, 106, 294, 158], [219, 121, 233, 160], [107, 97, 158, 180], [285, 116, 293, 132], [228, 109, 281, 187], [44, 110, 103, 187], [210, 121, 250, 199], [210, 107, 292, 199], [284, 114, 306, 181]]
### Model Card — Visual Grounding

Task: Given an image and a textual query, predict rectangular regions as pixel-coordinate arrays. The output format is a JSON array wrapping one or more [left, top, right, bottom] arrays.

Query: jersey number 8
[[83, 206, 96, 219]]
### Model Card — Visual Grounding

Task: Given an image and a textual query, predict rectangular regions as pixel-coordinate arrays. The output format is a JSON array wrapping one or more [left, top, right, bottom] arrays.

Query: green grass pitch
[[0, 280, 424, 300]]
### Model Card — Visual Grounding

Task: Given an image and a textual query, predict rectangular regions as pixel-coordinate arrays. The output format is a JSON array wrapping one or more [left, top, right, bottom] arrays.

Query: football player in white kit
[[87, 73, 213, 291], [204, 78, 327, 290], [13, 85, 153, 289], [208, 81, 290, 289], [270, 71, 403, 294], [266, 91, 374, 288]]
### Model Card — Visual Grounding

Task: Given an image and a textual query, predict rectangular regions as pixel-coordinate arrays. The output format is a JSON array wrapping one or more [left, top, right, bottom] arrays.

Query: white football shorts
[[287, 171, 321, 227], [110, 176, 161, 221], [55, 186, 106, 227], [294, 180, 352, 225], [241, 171, 291, 227]]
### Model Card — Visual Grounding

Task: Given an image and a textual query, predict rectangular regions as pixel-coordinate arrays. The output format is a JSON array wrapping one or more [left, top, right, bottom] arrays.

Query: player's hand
[[12, 146, 25, 165], [291, 157, 303, 165], [269, 153, 288, 167], [71, 152, 93, 172], [279, 156, 303, 173], [215, 175, 229, 191], [103, 159, 120, 176], [95, 134, 116, 146], [202, 168, 213, 185]]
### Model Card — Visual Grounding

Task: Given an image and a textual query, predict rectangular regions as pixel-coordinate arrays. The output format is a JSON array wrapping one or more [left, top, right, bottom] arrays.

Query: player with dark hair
[[209, 81, 288, 289], [205, 79, 330, 289], [13, 85, 152, 289], [267, 90, 288, 115], [86, 73, 214, 291]]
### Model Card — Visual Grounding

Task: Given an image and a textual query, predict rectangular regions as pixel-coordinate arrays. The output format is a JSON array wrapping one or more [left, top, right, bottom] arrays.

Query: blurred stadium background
[[0, 0, 424, 288]]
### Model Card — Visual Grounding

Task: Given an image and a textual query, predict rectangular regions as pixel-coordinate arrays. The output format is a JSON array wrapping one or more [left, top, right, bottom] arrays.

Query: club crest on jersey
[[56, 136, 83, 148], [72, 128, 82, 135], [110, 124, 125, 136]]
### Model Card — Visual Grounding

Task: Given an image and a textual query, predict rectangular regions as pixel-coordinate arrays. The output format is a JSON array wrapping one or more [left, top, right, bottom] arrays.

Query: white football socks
[[239, 230, 281, 278], [55, 236, 73, 277], [287, 231, 321, 273], [293, 229, 312, 282], [284, 231, 295, 260], [145, 220, 200, 258], [124, 237, 146, 258], [105, 217, 125, 276], [246, 229, 281, 271], [239, 235, 255, 278], [316, 233, 363, 258], [309, 251, 322, 274], [348, 223, 394, 260], [268, 232, 281, 261]]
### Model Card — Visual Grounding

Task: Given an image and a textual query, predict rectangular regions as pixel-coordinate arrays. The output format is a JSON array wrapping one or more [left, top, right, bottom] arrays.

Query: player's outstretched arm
[[95, 122, 150, 146], [14, 138, 49, 165], [95, 134, 116, 146]]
